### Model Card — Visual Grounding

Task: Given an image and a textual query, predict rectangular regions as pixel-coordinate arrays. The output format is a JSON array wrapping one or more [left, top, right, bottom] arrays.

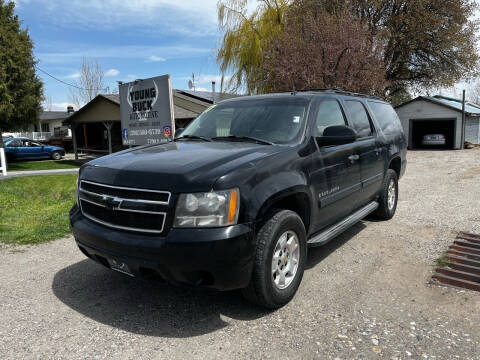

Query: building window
[[41, 123, 50, 132]]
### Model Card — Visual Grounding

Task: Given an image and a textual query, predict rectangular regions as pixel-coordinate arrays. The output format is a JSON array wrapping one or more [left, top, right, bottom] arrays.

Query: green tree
[[217, 0, 289, 94], [0, 0, 43, 147]]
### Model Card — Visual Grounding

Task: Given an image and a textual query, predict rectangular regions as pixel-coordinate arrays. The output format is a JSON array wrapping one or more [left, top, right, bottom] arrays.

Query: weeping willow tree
[[217, 0, 289, 94]]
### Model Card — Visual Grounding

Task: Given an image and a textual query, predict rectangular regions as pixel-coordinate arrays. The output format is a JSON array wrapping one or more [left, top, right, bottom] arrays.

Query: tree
[[0, 0, 43, 147], [295, 0, 479, 102], [260, 10, 388, 94], [217, 0, 289, 94], [217, 0, 478, 104], [68, 57, 106, 108], [468, 80, 480, 105]]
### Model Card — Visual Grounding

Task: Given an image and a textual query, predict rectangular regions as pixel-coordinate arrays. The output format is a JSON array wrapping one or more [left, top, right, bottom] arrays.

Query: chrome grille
[[78, 180, 170, 234]]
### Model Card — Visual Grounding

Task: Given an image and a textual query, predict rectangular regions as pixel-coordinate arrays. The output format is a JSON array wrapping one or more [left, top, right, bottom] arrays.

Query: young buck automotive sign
[[119, 74, 175, 146]]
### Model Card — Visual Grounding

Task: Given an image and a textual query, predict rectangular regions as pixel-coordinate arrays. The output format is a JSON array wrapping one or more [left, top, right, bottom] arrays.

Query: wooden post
[[72, 123, 78, 161], [103, 122, 113, 154], [83, 124, 88, 149]]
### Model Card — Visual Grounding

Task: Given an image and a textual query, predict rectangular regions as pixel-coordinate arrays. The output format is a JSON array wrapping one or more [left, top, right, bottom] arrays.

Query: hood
[[80, 141, 287, 192]]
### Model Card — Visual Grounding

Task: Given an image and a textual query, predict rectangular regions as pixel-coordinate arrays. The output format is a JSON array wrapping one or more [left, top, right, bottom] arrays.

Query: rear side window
[[315, 100, 346, 136], [344, 101, 372, 138], [6, 139, 22, 147], [368, 101, 403, 136]]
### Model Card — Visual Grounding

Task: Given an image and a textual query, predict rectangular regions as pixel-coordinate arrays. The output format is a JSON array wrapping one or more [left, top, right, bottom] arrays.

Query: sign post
[[119, 74, 175, 146], [0, 147, 7, 176]]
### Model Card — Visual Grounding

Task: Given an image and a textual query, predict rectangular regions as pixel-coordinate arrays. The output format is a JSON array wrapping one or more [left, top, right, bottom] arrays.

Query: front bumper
[[69, 204, 256, 290]]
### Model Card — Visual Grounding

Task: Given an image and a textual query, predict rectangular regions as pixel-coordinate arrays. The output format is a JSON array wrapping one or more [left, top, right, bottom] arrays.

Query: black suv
[[70, 90, 407, 309]]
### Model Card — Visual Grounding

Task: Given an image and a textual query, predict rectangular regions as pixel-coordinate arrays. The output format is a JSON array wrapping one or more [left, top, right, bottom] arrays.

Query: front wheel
[[51, 151, 62, 160], [241, 210, 307, 309]]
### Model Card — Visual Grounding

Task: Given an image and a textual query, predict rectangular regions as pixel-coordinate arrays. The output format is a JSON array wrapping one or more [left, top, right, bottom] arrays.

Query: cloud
[[180, 74, 232, 86], [24, 0, 223, 37], [64, 72, 81, 79], [46, 102, 76, 111], [148, 55, 166, 62], [20, 0, 259, 37], [37, 45, 211, 64], [105, 69, 120, 77]]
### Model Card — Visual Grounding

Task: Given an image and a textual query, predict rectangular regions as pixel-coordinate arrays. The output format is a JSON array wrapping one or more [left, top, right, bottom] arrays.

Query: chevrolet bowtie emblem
[[102, 195, 121, 210]]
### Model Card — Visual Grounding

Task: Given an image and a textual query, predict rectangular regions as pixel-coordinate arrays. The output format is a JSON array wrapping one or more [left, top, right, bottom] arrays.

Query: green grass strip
[[0, 174, 77, 244], [7, 160, 80, 172]]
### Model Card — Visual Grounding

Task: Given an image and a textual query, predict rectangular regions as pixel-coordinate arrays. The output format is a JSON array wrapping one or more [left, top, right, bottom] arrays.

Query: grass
[[435, 253, 450, 268], [0, 174, 77, 245], [7, 160, 80, 172]]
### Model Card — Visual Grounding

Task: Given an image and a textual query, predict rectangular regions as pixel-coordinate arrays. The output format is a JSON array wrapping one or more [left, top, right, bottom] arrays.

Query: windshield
[[180, 97, 310, 145]]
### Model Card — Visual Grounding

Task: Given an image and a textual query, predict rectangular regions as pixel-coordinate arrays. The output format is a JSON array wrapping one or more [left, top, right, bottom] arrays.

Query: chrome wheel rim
[[272, 230, 300, 290], [387, 180, 396, 210]]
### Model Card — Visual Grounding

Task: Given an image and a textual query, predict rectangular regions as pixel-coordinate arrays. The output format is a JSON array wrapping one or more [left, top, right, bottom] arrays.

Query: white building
[[395, 95, 480, 149], [4, 107, 74, 141]]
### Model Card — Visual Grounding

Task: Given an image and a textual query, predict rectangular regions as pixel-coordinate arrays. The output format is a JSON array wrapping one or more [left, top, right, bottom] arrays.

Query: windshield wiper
[[175, 135, 212, 142], [211, 135, 274, 145]]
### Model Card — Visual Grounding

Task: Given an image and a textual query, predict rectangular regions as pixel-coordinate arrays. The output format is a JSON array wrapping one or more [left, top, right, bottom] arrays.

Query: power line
[[35, 65, 108, 92]]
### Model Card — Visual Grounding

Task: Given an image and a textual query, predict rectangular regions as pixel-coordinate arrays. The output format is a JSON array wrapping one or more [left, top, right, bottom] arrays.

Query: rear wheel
[[51, 151, 62, 160], [241, 210, 307, 309], [374, 169, 398, 220]]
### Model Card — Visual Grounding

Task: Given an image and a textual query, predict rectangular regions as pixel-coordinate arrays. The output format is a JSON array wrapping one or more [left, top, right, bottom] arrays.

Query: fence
[[6, 132, 53, 141], [0, 147, 6, 176]]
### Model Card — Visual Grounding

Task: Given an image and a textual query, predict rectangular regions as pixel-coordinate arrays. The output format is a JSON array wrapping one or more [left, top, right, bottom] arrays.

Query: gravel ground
[[1, 149, 479, 360]]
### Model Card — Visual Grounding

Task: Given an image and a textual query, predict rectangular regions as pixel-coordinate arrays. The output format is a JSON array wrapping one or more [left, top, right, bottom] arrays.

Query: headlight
[[174, 189, 239, 228]]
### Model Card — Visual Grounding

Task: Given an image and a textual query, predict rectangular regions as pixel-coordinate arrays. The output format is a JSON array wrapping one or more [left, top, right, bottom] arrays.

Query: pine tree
[[0, 0, 43, 147]]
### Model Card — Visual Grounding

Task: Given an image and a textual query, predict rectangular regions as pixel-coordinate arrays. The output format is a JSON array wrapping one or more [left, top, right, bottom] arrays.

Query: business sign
[[119, 74, 175, 146]]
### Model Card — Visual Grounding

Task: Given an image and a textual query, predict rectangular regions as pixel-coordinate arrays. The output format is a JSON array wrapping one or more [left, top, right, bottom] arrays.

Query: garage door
[[410, 119, 456, 149]]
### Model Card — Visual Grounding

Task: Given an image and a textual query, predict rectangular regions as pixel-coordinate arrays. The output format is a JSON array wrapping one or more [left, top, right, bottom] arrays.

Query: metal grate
[[79, 180, 170, 234], [431, 232, 480, 292]]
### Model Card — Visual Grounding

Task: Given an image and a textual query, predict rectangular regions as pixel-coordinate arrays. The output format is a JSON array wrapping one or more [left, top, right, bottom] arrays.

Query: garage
[[396, 95, 480, 150], [410, 119, 455, 149]]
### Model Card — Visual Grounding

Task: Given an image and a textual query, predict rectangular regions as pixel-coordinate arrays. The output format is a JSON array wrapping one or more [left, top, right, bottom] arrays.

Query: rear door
[[309, 97, 362, 233], [342, 99, 385, 206]]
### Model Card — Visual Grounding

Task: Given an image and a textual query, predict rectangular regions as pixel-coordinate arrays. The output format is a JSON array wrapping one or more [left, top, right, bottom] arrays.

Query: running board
[[307, 201, 379, 247]]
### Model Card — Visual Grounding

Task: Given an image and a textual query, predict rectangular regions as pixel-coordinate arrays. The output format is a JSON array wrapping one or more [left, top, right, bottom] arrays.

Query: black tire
[[374, 169, 398, 220], [241, 209, 307, 309], [51, 151, 62, 160]]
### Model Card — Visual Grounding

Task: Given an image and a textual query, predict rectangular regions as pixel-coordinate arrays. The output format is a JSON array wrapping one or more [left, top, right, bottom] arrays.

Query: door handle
[[348, 154, 360, 163]]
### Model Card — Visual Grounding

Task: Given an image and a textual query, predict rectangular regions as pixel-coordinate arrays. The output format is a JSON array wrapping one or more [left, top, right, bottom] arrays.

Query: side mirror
[[316, 125, 357, 147], [175, 128, 185, 137]]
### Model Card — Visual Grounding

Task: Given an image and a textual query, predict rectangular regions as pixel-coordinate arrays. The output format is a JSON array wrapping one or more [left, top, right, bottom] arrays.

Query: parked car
[[422, 134, 446, 146], [4, 137, 65, 161], [70, 90, 407, 309]]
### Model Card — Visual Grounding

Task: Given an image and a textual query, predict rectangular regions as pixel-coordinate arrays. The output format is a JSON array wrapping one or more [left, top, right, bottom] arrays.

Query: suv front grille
[[78, 180, 170, 234]]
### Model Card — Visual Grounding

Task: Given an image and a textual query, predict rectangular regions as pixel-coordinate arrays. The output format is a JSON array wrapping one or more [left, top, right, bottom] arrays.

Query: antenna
[[188, 73, 196, 91]]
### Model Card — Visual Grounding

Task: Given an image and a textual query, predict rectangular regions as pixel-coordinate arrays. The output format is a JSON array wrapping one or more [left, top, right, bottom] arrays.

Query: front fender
[[247, 171, 311, 222]]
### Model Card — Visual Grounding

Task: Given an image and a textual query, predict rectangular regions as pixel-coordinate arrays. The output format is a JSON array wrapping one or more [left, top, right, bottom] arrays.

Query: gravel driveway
[[1, 149, 479, 360]]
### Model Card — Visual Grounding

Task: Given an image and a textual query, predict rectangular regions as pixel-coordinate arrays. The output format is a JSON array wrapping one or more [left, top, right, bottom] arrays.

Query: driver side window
[[315, 100, 346, 136]]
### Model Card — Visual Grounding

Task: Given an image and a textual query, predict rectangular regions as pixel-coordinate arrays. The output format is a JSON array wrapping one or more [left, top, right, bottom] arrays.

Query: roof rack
[[292, 88, 384, 101]]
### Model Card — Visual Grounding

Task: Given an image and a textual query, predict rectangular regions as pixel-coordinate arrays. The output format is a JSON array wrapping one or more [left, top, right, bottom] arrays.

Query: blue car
[[4, 138, 65, 161]]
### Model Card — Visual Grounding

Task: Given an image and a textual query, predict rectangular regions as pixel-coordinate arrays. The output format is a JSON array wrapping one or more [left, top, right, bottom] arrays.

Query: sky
[[13, 0, 252, 111], [11, 1, 480, 111]]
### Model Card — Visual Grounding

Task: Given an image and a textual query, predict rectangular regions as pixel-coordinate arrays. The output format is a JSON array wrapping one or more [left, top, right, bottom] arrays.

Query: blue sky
[[13, 0, 245, 111]]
